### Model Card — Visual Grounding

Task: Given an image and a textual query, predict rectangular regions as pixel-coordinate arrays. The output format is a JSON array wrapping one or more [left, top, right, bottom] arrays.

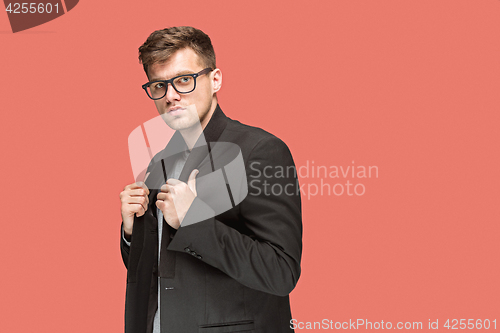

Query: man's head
[[139, 26, 221, 132]]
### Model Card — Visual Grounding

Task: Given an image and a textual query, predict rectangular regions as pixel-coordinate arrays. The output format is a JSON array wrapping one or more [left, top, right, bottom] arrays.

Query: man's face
[[147, 48, 220, 131]]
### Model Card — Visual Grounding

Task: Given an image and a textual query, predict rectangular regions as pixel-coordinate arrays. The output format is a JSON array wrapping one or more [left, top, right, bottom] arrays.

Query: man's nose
[[165, 83, 181, 102]]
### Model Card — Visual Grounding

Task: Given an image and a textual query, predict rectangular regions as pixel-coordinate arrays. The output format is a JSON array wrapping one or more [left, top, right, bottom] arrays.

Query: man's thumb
[[188, 169, 199, 195]]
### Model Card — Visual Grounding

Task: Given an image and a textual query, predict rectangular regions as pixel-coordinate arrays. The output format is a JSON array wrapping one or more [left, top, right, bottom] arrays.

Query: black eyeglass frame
[[142, 68, 213, 100]]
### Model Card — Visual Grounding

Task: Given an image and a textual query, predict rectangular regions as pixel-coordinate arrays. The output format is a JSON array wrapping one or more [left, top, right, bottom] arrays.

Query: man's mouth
[[167, 106, 185, 115]]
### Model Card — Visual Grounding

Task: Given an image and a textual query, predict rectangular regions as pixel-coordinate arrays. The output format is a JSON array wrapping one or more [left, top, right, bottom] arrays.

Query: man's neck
[[179, 125, 202, 151], [179, 100, 217, 150]]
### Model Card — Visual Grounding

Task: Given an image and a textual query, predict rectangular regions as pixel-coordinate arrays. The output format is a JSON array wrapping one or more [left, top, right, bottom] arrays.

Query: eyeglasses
[[142, 68, 213, 100]]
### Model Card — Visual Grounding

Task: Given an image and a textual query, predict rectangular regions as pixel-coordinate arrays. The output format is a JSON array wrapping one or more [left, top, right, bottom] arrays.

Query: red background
[[1, 0, 499, 331]]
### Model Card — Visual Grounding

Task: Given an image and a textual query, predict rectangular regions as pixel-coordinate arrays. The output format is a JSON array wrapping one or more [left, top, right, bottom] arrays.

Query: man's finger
[[126, 196, 148, 212], [136, 206, 146, 217], [157, 192, 172, 201], [166, 178, 182, 185], [134, 182, 150, 194], [160, 183, 172, 193], [126, 182, 150, 195], [188, 169, 199, 196], [127, 188, 149, 197], [124, 183, 142, 191]]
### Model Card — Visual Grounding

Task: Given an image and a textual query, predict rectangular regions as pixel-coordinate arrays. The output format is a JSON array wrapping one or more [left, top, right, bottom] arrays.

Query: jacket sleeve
[[167, 136, 302, 296], [120, 222, 131, 269]]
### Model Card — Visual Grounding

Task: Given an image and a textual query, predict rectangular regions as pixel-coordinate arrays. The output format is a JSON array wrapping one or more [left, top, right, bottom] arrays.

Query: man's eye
[[153, 83, 165, 89], [177, 76, 192, 84]]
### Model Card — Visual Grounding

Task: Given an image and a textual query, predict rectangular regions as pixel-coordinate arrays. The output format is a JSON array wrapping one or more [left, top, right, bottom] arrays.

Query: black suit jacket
[[120, 105, 302, 333]]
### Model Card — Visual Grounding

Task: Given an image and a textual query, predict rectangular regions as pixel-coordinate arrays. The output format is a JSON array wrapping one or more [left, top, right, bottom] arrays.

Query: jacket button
[[184, 247, 191, 253], [196, 255, 202, 259], [191, 251, 197, 256]]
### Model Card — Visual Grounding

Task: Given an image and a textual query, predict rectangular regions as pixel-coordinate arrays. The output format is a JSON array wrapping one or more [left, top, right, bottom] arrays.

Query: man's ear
[[211, 68, 222, 93]]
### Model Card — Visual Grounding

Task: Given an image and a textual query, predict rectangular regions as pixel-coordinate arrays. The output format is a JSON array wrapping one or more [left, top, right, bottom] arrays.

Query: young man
[[119, 26, 302, 333]]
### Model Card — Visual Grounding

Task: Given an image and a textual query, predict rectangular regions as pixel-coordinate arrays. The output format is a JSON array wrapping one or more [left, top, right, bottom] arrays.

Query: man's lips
[[167, 106, 185, 115]]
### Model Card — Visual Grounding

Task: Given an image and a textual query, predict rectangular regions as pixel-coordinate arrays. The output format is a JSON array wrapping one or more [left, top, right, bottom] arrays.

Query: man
[[119, 26, 302, 333]]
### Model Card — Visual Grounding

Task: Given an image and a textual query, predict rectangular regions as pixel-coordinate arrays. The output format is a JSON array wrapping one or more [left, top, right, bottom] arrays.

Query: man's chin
[[165, 121, 185, 131], [163, 117, 195, 131]]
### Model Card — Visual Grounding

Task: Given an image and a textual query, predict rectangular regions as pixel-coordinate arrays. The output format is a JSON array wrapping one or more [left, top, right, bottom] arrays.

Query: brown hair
[[138, 26, 216, 76]]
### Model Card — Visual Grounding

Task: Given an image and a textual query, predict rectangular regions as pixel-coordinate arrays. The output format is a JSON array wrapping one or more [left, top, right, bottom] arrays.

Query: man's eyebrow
[[149, 70, 196, 82]]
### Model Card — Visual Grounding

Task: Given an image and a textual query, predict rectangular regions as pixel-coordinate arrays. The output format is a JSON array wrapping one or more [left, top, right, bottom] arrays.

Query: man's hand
[[157, 169, 199, 229], [120, 176, 150, 238]]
